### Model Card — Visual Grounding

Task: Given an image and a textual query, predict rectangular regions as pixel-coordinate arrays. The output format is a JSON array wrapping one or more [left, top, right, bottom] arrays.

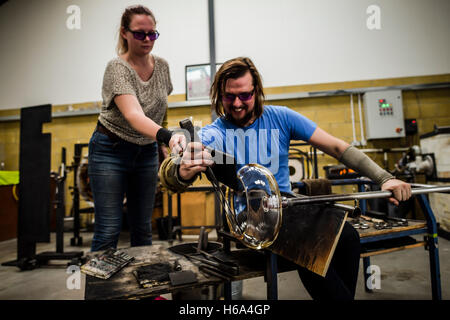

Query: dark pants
[[88, 130, 159, 252], [297, 221, 361, 300]]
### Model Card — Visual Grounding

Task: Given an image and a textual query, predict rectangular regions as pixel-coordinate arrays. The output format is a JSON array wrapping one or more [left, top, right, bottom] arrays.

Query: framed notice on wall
[[185, 63, 222, 101]]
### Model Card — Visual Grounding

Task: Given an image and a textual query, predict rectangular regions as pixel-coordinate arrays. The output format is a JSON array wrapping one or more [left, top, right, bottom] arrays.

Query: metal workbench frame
[[357, 192, 441, 300], [291, 179, 442, 300]]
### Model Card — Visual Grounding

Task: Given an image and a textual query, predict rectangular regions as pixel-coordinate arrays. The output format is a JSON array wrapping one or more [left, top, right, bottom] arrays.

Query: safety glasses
[[127, 28, 160, 41], [222, 90, 254, 103]]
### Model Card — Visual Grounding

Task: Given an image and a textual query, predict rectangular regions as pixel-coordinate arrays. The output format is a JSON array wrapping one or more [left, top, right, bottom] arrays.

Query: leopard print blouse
[[98, 55, 172, 145]]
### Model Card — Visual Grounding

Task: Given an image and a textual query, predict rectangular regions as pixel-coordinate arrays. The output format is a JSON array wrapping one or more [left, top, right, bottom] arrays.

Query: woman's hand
[[381, 179, 412, 206], [179, 142, 214, 181], [169, 133, 186, 155]]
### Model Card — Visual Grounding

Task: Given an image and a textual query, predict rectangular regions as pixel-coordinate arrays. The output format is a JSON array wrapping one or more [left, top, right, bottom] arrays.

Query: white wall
[[215, 0, 450, 88], [0, 0, 449, 110], [0, 0, 209, 109]]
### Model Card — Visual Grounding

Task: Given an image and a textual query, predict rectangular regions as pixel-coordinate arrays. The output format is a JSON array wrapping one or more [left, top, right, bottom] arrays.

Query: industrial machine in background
[[394, 145, 436, 179], [323, 164, 360, 180]]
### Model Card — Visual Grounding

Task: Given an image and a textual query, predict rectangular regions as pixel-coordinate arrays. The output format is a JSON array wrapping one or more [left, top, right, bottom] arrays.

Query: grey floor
[[0, 230, 448, 300]]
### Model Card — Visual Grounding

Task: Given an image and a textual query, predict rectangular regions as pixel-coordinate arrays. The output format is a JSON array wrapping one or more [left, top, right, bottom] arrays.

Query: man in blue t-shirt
[[198, 104, 316, 194], [160, 57, 412, 300]]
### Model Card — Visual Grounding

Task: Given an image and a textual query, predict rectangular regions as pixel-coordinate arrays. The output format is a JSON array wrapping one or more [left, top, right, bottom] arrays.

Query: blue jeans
[[88, 130, 159, 252]]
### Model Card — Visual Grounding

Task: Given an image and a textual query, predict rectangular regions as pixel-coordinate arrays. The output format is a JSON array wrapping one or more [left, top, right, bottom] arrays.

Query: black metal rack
[[69, 143, 94, 247], [2, 106, 83, 270]]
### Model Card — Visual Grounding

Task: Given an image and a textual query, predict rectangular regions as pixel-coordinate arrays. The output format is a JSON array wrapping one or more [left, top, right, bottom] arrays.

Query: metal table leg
[[265, 251, 278, 300], [417, 194, 442, 300], [168, 193, 173, 246], [362, 257, 373, 293], [224, 282, 232, 300]]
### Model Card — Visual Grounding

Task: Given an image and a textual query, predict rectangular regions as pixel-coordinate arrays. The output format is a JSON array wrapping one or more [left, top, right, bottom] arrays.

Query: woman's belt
[[96, 121, 122, 143]]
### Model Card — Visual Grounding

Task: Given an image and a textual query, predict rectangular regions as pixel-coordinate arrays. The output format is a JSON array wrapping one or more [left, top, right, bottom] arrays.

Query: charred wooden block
[[268, 203, 347, 277]]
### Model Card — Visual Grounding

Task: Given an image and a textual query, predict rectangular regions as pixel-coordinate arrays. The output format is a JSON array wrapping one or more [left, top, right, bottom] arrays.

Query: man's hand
[[160, 145, 169, 159], [169, 133, 186, 155], [381, 179, 412, 206], [179, 142, 214, 181]]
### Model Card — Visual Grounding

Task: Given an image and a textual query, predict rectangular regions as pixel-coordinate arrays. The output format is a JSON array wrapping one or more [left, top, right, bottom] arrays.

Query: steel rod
[[332, 203, 361, 218], [284, 185, 450, 206]]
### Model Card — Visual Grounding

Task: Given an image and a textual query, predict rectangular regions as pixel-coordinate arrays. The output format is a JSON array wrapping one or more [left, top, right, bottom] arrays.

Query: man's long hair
[[210, 57, 265, 118]]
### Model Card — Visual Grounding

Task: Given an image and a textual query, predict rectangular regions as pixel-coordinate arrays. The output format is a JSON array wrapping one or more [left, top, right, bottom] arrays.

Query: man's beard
[[225, 108, 255, 127]]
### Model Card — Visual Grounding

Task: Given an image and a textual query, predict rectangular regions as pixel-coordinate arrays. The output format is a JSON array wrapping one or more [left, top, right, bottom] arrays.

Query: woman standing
[[88, 5, 184, 251]]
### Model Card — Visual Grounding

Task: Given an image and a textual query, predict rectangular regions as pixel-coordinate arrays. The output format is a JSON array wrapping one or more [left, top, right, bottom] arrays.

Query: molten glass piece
[[226, 164, 282, 249]]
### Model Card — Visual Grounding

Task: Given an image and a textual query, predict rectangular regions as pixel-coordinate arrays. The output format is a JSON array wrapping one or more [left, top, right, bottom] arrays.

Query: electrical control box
[[363, 90, 405, 140]]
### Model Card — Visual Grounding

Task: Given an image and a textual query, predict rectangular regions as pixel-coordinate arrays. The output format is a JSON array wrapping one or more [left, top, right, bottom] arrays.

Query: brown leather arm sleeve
[[159, 155, 198, 193]]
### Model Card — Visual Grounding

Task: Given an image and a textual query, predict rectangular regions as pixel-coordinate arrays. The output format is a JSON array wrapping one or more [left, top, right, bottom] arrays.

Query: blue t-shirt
[[199, 105, 317, 193]]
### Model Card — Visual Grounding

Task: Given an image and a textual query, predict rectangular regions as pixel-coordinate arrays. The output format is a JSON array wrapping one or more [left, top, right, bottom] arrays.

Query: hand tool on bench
[[360, 215, 385, 224], [198, 265, 233, 281], [187, 254, 239, 276], [364, 210, 408, 226], [191, 244, 239, 274], [197, 226, 208, 252]]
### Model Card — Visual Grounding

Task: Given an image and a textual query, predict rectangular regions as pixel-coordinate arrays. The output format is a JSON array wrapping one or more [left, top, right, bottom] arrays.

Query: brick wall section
[[0, 77, 449, 221]]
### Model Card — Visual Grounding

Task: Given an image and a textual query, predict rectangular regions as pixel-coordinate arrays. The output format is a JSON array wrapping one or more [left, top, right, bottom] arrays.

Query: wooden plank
[[360, 242, 426, 258], [268, 204, 347, 277]]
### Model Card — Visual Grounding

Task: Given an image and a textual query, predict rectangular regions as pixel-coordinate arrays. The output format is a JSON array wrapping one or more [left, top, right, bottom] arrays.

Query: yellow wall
[[0, 74, 449, 227]]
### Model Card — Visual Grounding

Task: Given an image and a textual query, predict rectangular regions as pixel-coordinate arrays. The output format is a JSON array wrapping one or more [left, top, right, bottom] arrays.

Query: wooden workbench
[[84, 218, 432, 300], [348, 217, 428, 257], [84, 244, 299, 300]]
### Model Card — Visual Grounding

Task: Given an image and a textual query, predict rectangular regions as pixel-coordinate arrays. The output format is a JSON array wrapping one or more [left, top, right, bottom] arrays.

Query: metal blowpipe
[[282, 185, 450, 207]]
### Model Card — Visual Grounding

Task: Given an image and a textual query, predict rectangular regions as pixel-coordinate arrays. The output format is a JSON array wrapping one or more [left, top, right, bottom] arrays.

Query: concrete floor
[[0, 231, 448, 300]]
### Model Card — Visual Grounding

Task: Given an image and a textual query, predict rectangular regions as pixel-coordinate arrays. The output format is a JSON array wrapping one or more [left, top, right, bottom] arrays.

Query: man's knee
[[342, 222, 360, 242], [337, 222, 361, 254]]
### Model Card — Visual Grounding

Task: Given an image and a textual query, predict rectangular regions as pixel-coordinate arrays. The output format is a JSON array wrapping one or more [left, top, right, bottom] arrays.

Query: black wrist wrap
[[156, 128, 173, 146]]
